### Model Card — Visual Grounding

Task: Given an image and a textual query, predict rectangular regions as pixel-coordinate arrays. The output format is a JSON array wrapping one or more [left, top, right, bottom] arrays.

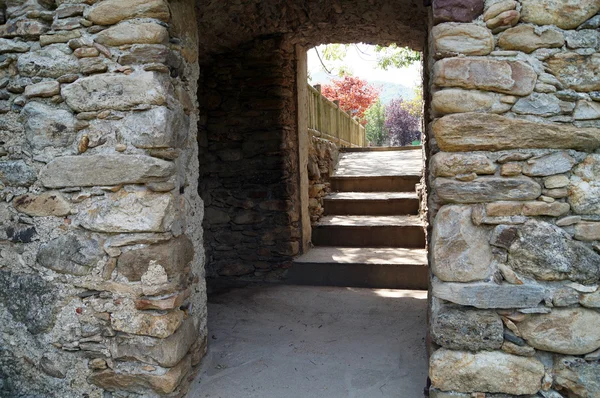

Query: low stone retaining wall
[[307, 134, 339, 224]]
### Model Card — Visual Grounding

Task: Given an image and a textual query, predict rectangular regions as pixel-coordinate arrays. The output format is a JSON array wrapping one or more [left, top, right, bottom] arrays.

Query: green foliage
[[364, 100, 388, 146], [403, 86, 423, 118], [315, 43, 420, 76], [322, 44, 347, 62], [374, 44, 421, 70]]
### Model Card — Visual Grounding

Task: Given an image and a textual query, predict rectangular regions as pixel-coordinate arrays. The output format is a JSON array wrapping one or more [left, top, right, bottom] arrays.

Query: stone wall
[[427, 0, 600, 396], [0, 0, 206, 396], [199, 36, 302, 280], [307, 134, 338, 223]]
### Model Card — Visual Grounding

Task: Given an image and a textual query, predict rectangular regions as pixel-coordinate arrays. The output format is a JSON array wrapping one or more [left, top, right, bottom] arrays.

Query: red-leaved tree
[[321, 76, 380, 121]]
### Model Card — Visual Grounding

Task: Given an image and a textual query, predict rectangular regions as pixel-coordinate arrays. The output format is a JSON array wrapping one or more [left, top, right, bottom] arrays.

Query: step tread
[[325, 192, 418, 201], [334, 151, 423, 178], [315, 215, 422, 227], [340, 146, 422, 152], [295, 247, 427, 265]]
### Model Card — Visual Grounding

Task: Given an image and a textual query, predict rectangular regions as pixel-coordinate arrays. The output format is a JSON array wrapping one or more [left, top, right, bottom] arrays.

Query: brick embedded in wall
[[0, 0, 206, 397], [427, 0, 600, 396]]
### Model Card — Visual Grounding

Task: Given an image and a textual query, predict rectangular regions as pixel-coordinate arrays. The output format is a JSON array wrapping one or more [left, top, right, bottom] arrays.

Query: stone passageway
[[191, 148, 428, 397], [190, 285, 428, 397]]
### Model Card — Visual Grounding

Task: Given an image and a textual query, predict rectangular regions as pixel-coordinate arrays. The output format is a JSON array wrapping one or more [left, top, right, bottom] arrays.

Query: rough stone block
[[554, 357, 600, 397], [89, 354, 190, 395], [433, 58, 537, 96], [433, 113, 600, 152], [0, 160, 36, 187], [23, 80, 59, 98], [568, 154, 600, 215], [21, 102, 76, 150], [61, 72, 171, 112], [0, 38, 30, 53], [580, 290, 600, 308], [520, 0, 600, 30], [120, 106, 189, 149], [574, 100, 600, 120], [432, 307, 503, 350], [432, 89, 512, 115], [111, 307, 184, 339], [522, 201, 570, 217], [0, 19, 49, 38], [498, 25, 564, 53], [521, 152, 576, 177], [512, 93, 562, 117], [433, 176, 541, 203], [429, 349, 544, 395], [431, 23, 493, 56], [39, 154, 175, 188], [110, 317, 197, 368], [431, 205, 492, 282], [431, 278, 546, 309], [574, 221, 600, 242], [507, 220, 600, 283], [118, 44, 171, 65], [117, 235, 194, 282], [95, 23, 168, 47], [518, 308, 600, 355], [14, 191, 70, 217], [85, 0, 169, 26], [431, 152, 495, 177], [546, 53, 600, 93], [432, 0, 483, 23], [37, 233, 103, 276], [0, 270, 58, 334], [17, 46, 79, 78], [77, 190, 175, 233]]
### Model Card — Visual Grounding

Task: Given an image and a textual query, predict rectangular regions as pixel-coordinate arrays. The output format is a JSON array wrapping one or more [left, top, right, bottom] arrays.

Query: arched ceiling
[[195, 0, 428, 60]]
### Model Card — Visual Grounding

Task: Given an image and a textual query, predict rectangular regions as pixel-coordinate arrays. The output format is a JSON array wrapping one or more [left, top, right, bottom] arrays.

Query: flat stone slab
[[295, 247, 427, 265], [316, 215, 422, 227], [334, 149, 422, 177], [325, 192, 418, 200], [432, 278, 547, 309]]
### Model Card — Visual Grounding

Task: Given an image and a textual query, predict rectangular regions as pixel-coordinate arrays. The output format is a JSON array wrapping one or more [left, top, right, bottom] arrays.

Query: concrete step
[[312, 215, 425, 248], [340, 146, 422, 152], [288, 247, 428, 289], [324, 192, 419, 216], [330, 175, 420, 193]]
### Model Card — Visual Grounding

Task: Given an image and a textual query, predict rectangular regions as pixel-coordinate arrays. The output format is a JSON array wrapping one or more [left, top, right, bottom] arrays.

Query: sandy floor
[[189, 285, 428, 398]]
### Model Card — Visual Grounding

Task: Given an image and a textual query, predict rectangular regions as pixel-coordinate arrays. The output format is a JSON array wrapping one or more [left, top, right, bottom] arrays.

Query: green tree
[[374, 44, 421, 70], [314, 43, 421, 76], [364, 100, 388, 146]]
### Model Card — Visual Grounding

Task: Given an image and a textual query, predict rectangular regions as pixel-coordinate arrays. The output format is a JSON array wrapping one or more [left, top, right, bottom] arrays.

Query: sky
[[307, 44, 422, 88]]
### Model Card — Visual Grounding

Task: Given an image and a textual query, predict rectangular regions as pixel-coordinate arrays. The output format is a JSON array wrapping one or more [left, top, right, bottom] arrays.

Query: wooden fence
[[307, 84, 366, 148]]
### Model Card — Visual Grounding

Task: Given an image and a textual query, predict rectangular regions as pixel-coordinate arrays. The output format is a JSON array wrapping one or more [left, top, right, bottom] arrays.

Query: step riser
[[324, 199, 419, 216], [312, 226, 425, 248], [286, 263, 428, 290], [331, 176, 420, 192]]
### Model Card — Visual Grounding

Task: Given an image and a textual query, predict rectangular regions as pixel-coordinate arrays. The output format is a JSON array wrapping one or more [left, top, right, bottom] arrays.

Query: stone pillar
[[0, 0, 206, 397], [428, 0, 600, 396]]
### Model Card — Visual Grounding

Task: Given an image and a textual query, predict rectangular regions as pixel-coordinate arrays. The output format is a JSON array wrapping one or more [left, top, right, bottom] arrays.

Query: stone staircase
[[289, 147, 428, 289]]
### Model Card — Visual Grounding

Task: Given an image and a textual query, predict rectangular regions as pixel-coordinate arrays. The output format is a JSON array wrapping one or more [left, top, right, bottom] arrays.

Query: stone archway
[[2, 0, 600, 396], [196, 0, 428, 281]]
